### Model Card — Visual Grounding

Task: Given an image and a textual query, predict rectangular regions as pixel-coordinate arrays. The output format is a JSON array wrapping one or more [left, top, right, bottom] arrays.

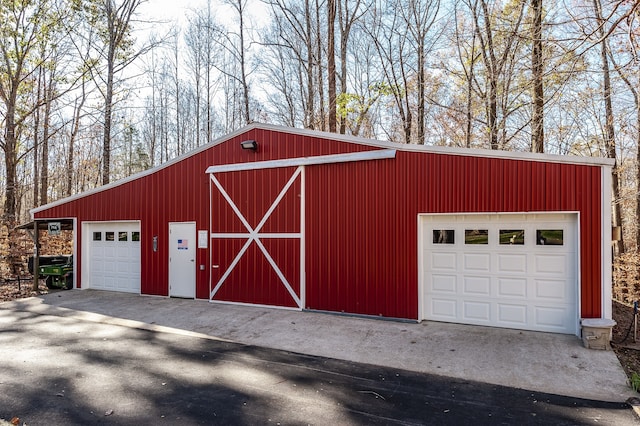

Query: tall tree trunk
[[593, 0, 624, 254], [39, 78, 53, 205], [67, 80, 87, 196], [33, 68, 42, 206], [327, 0, 337, 133], [206, 0, 212, 144], [337, 0, 360, 135], [237, 0, 251, 124], [194, 53, 201, 147], [476, 0, 500, 149], [305, 0, 314, 129], [315, 0, 325, 131], [98, 0, 144, 184], [531, 0, 544, 153], [417, 36, 425, 145], [636, 78, 640, 249], [103, 49, 115, 185], [3, 94, 18, 224], [174, 35, 181, 155]]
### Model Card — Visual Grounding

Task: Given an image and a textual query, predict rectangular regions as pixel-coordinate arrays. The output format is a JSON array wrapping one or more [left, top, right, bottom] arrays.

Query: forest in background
[[1, 0, 640, 275]]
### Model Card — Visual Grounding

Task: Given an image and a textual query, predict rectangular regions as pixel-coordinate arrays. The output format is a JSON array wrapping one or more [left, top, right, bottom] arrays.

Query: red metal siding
[[34, 127, 604, 320], [34, 128, 373, 301], [305, 152, 602, 319]]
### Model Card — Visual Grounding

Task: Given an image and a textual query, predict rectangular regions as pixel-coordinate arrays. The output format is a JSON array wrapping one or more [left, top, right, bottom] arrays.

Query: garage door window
[[93, 232, 102, 241], [499, 229, 524, 245], [433, 230, 455, 244], [106, 231, 114, 241], [132, 231, 140, 242], [537, 229, 563, 245], [465, 229, 488, 244], [119, 231, 128, 241]]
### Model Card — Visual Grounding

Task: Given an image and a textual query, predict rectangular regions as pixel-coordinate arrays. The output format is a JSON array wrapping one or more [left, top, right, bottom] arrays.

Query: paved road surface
[[0, 306, 636, 425]]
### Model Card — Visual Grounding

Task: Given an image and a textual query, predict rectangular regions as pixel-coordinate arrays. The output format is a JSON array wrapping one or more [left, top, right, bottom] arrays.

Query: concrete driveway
[[2, 290, 635, 403]]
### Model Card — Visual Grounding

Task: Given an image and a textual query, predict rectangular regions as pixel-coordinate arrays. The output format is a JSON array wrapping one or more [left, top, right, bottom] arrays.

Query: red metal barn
[[30, 124, 613, 335]]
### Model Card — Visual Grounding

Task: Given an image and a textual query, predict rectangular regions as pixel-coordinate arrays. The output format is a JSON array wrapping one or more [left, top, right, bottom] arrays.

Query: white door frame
[[169, 221, 197, 298]]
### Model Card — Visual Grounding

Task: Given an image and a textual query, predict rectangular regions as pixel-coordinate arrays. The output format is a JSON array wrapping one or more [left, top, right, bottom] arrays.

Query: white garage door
[[421, 213, 578, 334], [84, 222, 141, 293]]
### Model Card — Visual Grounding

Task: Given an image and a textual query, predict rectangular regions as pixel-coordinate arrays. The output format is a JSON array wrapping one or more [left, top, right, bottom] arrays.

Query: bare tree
[[82, 0, 147, 185], [364, 2, 413, 143], [0, 0, 64, 225], [591, 0, 624, 254], [327, 0, 337, 132], [364, 0, 441, 144], [470, 0, 526, 150], [531, 0, 544, 153], [263, 0, 322, 129], [209, 0, 254, 127], [336, 0, 367, 134], [399, 0, 440, 144], [185, 13, 205, 148], [453, 4, 480, 148]]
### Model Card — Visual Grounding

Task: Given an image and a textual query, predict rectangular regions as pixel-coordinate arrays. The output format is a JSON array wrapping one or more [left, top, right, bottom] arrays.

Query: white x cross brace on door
[[209, 166, 304, 308]]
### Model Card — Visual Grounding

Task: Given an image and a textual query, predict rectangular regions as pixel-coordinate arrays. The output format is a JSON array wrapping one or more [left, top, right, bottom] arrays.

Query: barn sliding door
[[209, 166, 304, 309]]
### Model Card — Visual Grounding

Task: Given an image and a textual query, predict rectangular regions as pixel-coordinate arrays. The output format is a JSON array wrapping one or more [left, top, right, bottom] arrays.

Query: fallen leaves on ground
[[613, 252, 640, 389], [0, 280, 47, 303]]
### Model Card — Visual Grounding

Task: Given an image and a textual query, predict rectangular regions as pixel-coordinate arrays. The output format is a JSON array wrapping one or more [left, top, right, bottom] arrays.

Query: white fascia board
[[205, 149, 396, 174], [249, 123, 616, 167]]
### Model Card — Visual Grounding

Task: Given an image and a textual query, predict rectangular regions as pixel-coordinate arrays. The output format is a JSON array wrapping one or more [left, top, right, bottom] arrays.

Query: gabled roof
[[31, 123, 614, 217]]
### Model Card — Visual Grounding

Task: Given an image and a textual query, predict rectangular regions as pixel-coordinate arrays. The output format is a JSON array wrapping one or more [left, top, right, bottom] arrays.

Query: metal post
[[634, 301, 638, 343], [32, 221, 40, 292]]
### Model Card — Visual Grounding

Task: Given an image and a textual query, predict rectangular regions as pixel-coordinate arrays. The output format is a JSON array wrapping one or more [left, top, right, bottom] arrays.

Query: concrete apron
[[3, 290, 634, 403]]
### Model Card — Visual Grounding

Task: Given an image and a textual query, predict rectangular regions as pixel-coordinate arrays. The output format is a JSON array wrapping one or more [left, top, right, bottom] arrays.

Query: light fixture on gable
[[240, 140, 258, 151]]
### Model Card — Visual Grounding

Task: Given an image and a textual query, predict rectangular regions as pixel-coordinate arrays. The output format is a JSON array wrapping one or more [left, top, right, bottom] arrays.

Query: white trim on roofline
[[29, 125, 262, 216], [205, 149, 396, 173], [30, 122, 614, 216], [250, 123, 615, 167]]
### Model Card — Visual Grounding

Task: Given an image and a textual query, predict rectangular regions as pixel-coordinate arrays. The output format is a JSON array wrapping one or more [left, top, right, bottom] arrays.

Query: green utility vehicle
[[38, 255, 73, 289]]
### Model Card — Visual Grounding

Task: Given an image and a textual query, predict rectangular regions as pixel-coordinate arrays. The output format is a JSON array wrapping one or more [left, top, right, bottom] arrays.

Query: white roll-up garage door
[[83, 222, 141, 293], [420, 213, 578, 334]]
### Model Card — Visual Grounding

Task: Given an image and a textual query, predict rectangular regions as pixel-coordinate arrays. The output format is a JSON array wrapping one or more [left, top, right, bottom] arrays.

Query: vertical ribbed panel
[[34, 128, 605, 319]]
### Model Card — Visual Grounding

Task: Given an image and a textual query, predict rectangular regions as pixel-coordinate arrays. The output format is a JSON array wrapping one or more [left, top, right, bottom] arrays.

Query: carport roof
[[15, 218, 74, 231]]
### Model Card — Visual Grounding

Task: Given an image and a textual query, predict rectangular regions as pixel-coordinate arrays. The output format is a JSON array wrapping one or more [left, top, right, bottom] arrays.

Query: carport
[[16, 218, 75, 290]]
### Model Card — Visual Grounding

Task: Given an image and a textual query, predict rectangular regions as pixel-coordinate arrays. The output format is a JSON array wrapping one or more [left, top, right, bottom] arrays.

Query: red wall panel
[[305, 151, 602, 319], [34, 127, 605, 320]]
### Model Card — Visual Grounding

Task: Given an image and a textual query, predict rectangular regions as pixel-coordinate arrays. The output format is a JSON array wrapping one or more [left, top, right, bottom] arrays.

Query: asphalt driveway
[[6, 290, 635, 402], [0, 297, 637, 425]]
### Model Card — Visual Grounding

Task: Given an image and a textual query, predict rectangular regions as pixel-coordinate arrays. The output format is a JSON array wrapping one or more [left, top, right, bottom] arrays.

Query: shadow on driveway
[[0, 305, 637, 425]]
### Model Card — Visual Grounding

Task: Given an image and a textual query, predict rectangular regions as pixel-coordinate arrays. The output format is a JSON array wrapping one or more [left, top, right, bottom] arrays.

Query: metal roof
[[29, 123, 615, 217]]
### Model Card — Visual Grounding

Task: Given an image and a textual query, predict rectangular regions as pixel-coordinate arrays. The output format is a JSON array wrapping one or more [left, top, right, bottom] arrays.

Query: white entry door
[[421, 213, 578, 334], [169, 222, 196, 298]]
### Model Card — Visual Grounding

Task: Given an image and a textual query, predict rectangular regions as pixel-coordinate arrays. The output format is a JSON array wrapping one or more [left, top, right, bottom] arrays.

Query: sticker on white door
[[169, 222, 196, 298]]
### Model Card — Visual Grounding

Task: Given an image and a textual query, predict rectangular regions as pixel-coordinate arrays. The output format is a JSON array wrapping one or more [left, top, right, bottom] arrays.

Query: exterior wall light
[[240, 140, 258, 151]]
